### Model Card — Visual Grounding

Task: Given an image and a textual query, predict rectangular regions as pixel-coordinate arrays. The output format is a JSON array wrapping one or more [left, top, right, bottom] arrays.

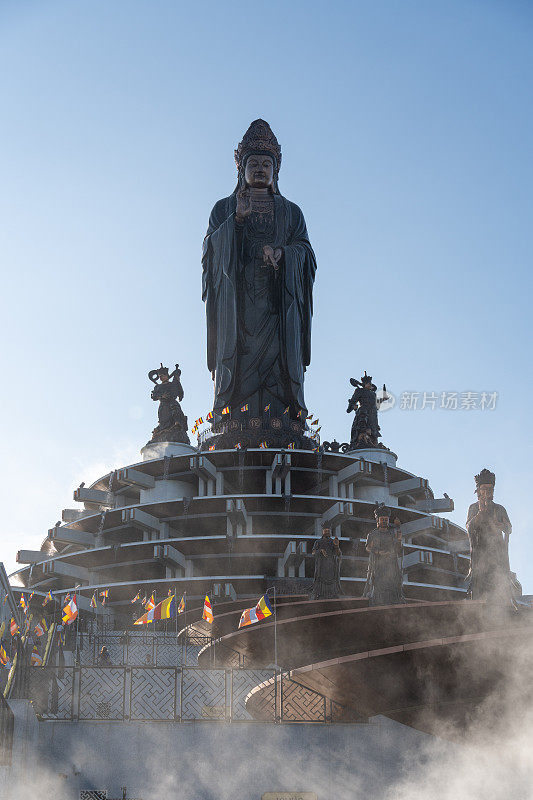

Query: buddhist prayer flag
[[64, 593, 71, 603], [234, 442, 242, 449], [30, 646, 42, 667], [206, 411, 214, 421], [288, 443, 295, 449], [19, 595, 27, 613], [311, 419, 319, 426], [62, 595, 78, 625], [2, 593, 7, 605], [238, 594, 273, 629], [177, 595, 185, 614], [141, 595, 147, 605], [134, 594, 176, 625], [42, 590, 53, 606], [306, 414, 313, 420], [259, 441, 268, 449], [34, 618, 48, 637], [100, 590, 109, 605], [10, 618, 18, 636], [264, 404, 271, 412], [145, 594, 156, 611], [0, 646, 9, 667], [283, 407, 289, 414], [202, 595, 213, 624], [221, 406, 230, 415], [90, 593, 97, 609], [208, 445, 216, 451], [131, 591, 140, 604], [240, 404, 249, 412]]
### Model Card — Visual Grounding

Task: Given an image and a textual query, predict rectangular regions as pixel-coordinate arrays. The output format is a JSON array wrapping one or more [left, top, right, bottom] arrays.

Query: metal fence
[[25, 665, 346, 723], [76, 631, 208, 667]]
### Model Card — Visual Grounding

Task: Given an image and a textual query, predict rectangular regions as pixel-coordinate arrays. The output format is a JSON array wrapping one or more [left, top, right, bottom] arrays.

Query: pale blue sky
[[0, 0, 531, 587]]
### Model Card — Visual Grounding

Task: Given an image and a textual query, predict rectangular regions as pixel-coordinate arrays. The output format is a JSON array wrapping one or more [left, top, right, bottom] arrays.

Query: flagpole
[[174, 583, 178, 667]]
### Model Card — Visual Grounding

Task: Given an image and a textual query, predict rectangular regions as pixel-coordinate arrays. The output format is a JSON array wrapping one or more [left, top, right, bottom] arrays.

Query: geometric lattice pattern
[[24, 666, 337, 723], [29, 668, 74, 719], [78, 668, 125, 720], [181, 668, 226, 720], [281, 677, 326, 722], [231, 669, 274, 720], [130, 668, 176, 720]]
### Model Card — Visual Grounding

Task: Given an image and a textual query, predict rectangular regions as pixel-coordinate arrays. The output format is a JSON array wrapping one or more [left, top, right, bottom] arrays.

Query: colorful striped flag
[[202, 595, 213, 624], [90, 593, 97, 609], [221, 406, 230, 415], [311, 419, 319, 426], [131, 591, 140, 604], [2, 593, 7, 605], [306, 414, 314, 421], [10, 618, 18, 636], [19, 595, 27, 613], [259, 441, 268, 449], [264, 404, 271, 412], [234, 442, 242, 449], [208, 445, 216, 451], [62, 595, 78, 625], [177, 595, 185, 614], [30, 646, 42, 667], [42, 590, 53, 606], [34, 618, 48, 637], [0, 646, 9, 667], [134, 594, 176, 626], [99, 590, 109, 605], [206, 411, 214, 421], [145, 594, 156, 611], [64, 593, 71, 603], [288, 442, 295, 449], [283, 407, 289, 414], [240, 404, 249, 412], [238, 594, 273, 629]]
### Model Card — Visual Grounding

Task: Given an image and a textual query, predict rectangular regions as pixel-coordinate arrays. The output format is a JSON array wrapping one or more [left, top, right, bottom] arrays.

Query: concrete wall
[[0, 710, 461, 800]]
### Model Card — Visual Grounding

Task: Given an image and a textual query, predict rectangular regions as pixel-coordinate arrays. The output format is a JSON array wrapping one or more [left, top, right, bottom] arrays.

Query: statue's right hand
[[235, 188, 252, 222]]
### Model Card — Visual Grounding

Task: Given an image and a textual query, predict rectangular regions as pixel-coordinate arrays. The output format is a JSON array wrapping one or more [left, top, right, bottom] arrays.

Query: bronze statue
[[202, 120, 317, 424], [466, 469, 515, 606], [311, 524, 342, 600], [148, 363, 190, 444], [347, 372, 388, 449], [363, 503, 404, 606]]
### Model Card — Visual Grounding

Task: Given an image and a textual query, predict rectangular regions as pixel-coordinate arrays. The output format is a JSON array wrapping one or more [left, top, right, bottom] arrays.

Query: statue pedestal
[[345, 447, 398, 467], [141, 441, 197, 461]]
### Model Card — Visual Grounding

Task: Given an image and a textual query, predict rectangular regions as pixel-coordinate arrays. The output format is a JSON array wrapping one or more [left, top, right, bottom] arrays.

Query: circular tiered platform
[[11, 444, 469, 624]]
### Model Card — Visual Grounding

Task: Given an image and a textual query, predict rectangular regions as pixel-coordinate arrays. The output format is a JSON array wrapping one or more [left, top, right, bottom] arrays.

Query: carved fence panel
[[281, 675, 327, 722], [78, 668, 125, 720], [231, 669, 275, 721], [28, 667, 74, 719], [181, 668, 227, 720], [130, 668, 177, 720]]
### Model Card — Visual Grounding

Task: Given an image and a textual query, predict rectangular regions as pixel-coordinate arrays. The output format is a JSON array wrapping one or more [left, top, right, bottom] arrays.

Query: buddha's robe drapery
[[466, 501, 513, 604], [202, 193, 316, 418]]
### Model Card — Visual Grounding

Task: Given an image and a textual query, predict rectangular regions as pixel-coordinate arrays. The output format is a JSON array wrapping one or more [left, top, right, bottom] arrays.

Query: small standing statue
[[347, 372, 388, 449], [363, 503, 404, 606], [311, 523, 342, 600], [148, 363, 190, 444], [466, 468, 515, 606]]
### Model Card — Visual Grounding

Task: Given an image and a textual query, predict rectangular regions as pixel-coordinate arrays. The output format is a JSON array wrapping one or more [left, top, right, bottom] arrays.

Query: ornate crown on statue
[[234, 119, 282, 174]]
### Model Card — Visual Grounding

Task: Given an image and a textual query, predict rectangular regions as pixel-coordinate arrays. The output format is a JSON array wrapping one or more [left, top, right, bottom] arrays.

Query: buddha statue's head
[[475, 468, 495, 502], [235, 119, 282, 193]]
